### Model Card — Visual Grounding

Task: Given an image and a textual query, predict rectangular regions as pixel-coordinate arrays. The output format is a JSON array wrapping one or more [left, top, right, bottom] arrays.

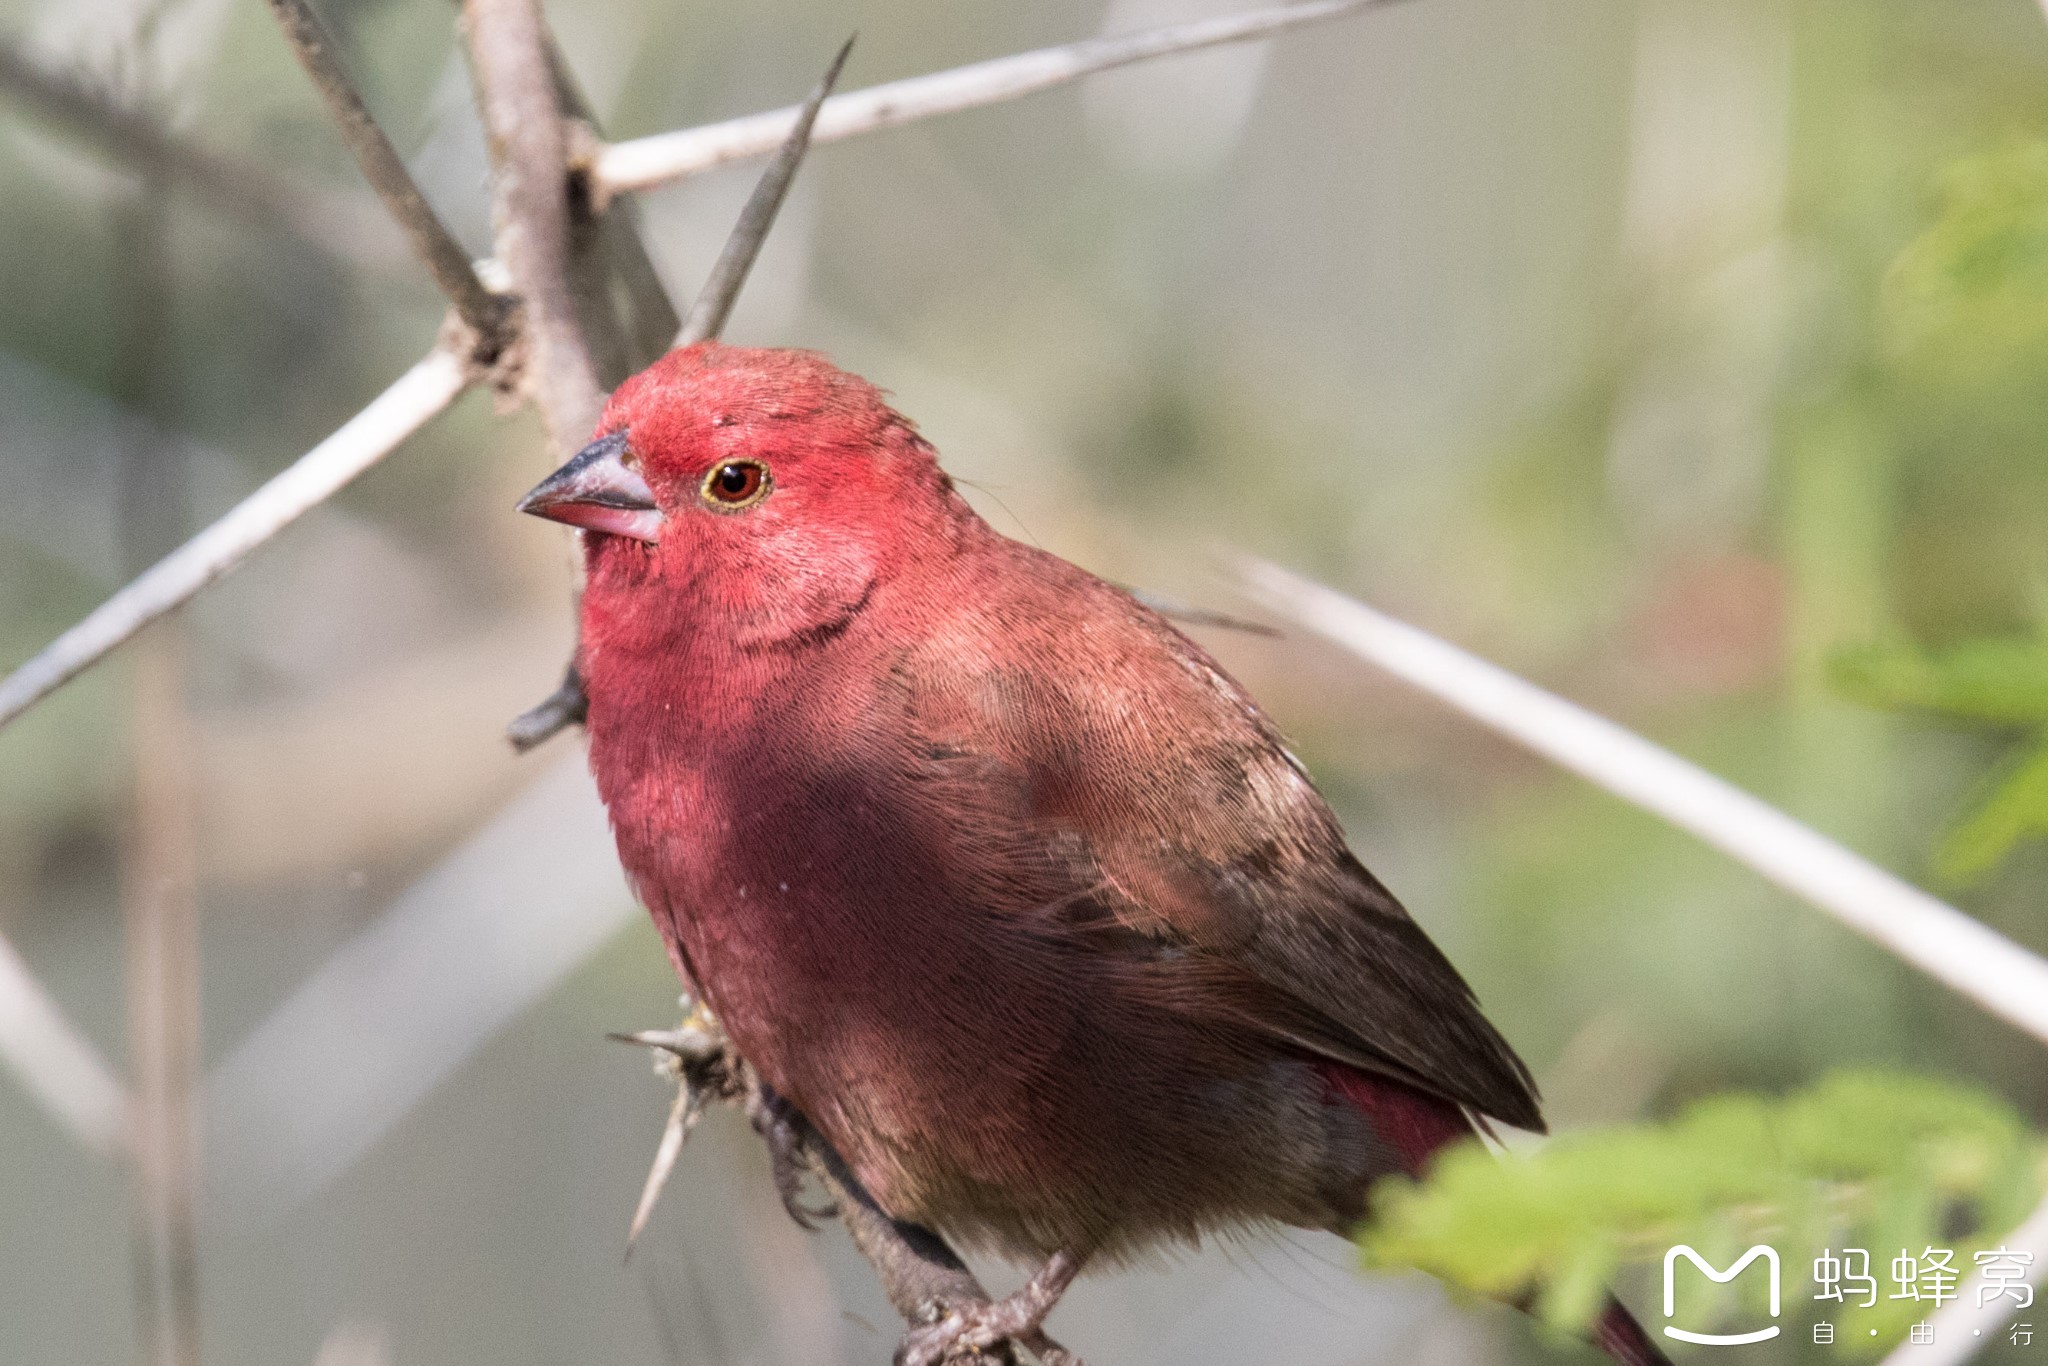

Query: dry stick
[[673, 37, 853, 349], [595, 0, 1402, 197], [537, 37, 680, 381], [1237, 556, 2048, 1048], [0, 40, 389, 273], [617, 1017, 1041, 1366], [0, 931, 127, 1155], [0, 349, 469, 733], [463, 0, 606, 454], [264, 0, 508, 347]]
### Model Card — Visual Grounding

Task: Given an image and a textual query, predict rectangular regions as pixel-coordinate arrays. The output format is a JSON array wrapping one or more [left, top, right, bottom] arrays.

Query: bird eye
[[700, 459, 771, 510]]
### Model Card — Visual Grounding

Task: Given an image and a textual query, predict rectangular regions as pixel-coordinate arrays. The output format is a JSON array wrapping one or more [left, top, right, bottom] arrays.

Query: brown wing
[[895, 553, 1544, 1133]]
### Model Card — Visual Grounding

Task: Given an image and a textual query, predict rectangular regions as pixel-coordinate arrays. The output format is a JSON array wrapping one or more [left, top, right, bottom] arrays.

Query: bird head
[[514, 38, 965, 646], [522, 339, 954, 557]]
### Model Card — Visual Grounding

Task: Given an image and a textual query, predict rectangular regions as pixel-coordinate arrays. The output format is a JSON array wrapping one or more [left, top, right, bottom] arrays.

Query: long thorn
[[625, 1080, 704, 1259], [674, 36, 853, 347]]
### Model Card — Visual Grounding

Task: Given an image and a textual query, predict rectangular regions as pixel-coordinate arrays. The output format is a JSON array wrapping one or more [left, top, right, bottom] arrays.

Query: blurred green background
[[1, 0, 2046, 1362]]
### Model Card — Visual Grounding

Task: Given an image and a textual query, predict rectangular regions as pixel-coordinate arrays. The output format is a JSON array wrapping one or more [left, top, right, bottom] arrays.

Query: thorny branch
[[264, 0, 510, 351], [462, 3, 672, 753]]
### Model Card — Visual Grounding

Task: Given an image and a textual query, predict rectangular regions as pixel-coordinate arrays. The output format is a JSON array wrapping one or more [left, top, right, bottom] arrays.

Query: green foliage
[[1831, 638, 2048, 727], [1885, 140, 2048, 379], [1938, 739, 2048, 883], [1831, 636, 2048, 881], [1358, 1071, 2044, 1352]]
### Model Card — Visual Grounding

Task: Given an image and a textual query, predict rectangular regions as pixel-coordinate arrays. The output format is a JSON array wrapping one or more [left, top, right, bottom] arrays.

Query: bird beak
[[517, 432, 664, 542]]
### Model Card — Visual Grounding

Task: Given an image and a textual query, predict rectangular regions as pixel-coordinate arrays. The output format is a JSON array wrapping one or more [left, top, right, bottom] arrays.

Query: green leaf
[[1829, 638, 2048, 726], [1357, 1070, 2044, 1352], [1885, 140, 2048, 374], [1936, 735, 2048, 884]]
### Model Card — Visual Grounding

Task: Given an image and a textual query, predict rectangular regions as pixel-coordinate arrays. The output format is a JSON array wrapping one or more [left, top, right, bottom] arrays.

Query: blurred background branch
[[0, 349, 469, 732], [0, 928, 126, 1154], [1239, 557, 2048, 1047], [0, 39, 396, 274]]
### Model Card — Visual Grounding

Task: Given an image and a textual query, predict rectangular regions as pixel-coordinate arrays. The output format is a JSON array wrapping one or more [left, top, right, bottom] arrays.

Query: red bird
[[520, 342, 1669, 1366]]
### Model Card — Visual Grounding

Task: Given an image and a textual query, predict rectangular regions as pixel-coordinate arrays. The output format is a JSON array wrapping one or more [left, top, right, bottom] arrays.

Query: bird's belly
[[628, 841, 1351, 1261]]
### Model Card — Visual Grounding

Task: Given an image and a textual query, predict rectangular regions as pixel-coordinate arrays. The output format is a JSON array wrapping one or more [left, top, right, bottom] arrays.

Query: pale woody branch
[[0, 350, 469, 733], [463, 0, 605, 453], [593, 0, 1401, 198], [1238, 556, 2048, 1049]]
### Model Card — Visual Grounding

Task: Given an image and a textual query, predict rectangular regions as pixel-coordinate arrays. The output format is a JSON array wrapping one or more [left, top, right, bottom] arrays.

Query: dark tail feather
[[1592, 1295, 1672, 1366], [1321, 1069, 1671, 1365]]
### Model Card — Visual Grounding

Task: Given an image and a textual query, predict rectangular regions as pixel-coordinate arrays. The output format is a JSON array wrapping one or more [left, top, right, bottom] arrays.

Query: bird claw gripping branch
[[616, 1000, 1073, 1365], [745, 1083, 840, 1229]]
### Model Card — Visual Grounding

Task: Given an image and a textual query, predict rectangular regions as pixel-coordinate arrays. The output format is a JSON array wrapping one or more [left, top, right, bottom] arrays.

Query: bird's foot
[[896, 1250, 1085, 1366], [746, 1083, 838, 1229]]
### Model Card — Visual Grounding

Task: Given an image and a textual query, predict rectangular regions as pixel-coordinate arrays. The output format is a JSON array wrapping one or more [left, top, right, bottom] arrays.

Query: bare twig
[[504, 661, 585, 753], [0, 348, 469, 734], [0, 930, 128, 1155], [463, 0, 605, 453], [1237, 556, 2048, 1048], [264, 0, 509, 348], [594, 0, 1399, 198], [0, 39, 391, 272]]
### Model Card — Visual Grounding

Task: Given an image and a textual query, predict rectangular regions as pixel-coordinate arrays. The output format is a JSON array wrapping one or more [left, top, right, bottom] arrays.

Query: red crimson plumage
[[521, 341, 1668, 1365]]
